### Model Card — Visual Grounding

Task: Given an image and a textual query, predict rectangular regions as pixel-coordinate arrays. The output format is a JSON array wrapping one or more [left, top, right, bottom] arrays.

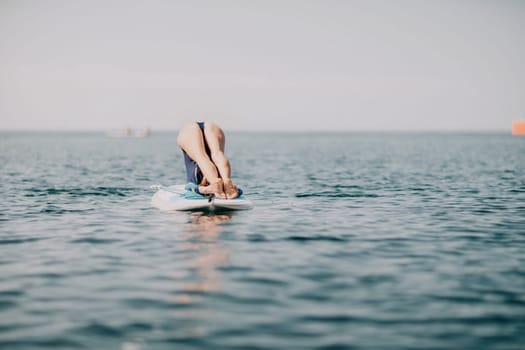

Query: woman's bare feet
[[223, 179, 239, 199], [199, 178, 238, 199], [199, 179, 226, 199]]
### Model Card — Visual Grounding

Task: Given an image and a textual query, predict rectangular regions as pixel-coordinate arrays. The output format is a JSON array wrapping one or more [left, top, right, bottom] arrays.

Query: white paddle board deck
[[151, 185, 253, 212]]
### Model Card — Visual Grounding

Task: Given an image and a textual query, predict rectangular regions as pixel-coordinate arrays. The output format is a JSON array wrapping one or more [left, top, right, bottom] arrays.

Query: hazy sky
[[1, 0, 524, 131]]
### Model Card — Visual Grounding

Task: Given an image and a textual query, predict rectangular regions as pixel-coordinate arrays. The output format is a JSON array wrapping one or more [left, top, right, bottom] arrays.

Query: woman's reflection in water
[[161, 211, 234, 340], [176, 211, 233, 305]]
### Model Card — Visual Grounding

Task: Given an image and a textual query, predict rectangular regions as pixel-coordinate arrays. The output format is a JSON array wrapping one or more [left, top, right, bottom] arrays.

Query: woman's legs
[[177, 123, 225, 198], [177, 122, 239, 199], [203, 123, 239, 199]]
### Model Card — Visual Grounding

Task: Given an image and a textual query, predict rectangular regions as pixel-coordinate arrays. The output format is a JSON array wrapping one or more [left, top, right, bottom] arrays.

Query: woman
[[177, 121, 240, 199]]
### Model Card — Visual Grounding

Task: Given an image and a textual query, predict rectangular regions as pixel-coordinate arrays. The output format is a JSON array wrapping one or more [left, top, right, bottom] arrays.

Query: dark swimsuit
[[182, 122, 210, 184]]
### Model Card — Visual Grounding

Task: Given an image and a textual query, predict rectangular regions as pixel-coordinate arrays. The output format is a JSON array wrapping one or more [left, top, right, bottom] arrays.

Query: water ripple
[[0, 237, 46, 245], [25, 186, 138, 197]]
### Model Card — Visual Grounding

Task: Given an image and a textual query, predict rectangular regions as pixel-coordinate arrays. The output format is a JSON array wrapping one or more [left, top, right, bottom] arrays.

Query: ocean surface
[[1, 131, 524, 350]]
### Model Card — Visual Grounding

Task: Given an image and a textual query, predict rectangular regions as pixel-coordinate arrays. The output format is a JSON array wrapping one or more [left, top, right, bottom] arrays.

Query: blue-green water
[[1, 131, 524, 350]]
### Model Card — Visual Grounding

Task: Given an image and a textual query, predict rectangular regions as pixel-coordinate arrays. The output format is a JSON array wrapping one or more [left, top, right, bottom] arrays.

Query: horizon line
[[0, 128, 512, 134]]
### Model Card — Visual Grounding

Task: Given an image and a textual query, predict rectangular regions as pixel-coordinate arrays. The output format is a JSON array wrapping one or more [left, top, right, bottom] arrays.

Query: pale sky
[[1, 0, 524, 131]]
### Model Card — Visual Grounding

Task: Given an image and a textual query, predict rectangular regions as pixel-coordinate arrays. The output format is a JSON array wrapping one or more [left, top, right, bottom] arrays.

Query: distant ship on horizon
[[107, 128, 151, 138]]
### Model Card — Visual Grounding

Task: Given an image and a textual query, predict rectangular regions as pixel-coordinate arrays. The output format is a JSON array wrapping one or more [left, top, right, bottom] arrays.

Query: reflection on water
[[154, 212, 235, 345], [176, 212, 233, 304]]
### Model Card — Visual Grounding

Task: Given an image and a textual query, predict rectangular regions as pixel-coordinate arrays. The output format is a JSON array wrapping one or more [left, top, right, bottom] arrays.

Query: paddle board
[[151, 185, 253, 212]]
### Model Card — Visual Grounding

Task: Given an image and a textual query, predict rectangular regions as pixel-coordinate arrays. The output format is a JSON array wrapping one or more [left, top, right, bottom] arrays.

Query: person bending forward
[[177, 121, 239, 199]]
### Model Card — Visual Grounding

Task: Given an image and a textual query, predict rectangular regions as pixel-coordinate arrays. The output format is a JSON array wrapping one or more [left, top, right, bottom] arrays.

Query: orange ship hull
[[512, 121, 525, 135]]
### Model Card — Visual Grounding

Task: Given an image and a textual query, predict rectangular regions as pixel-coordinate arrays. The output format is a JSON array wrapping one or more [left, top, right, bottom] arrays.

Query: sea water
[[1, 131, 524, 349]]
